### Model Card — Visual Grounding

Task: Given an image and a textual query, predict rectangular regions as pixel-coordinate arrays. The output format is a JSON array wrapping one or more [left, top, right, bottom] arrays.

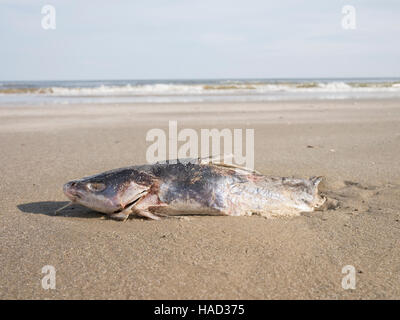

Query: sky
[[0, 0, 399, 80]]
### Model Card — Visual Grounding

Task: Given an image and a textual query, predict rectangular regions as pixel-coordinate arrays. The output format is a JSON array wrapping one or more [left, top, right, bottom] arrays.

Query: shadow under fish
[[18, 201, 101, 219]]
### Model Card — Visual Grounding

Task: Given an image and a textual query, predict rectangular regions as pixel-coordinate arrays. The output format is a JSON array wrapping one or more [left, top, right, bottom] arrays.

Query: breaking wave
[[1, 79, 400, 103], [1, 81, 400, 96]]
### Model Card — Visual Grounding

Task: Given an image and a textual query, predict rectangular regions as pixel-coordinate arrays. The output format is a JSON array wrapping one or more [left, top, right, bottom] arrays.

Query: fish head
[[63, 168, 153, 214]]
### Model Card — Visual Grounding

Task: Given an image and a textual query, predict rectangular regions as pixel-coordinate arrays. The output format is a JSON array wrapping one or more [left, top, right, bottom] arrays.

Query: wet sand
[[0, 99, 400, 299]]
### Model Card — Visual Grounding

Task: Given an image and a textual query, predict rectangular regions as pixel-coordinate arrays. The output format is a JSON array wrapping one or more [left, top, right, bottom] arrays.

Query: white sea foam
[[1, 80, 400, 104], [9, 82, 398, 96]]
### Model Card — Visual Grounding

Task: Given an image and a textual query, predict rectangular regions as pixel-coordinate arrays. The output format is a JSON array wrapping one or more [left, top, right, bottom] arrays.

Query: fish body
[[62, 158, 326, 221]]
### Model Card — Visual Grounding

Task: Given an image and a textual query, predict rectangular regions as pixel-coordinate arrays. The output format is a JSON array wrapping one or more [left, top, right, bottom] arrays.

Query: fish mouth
[[63, 181, 83, 201]]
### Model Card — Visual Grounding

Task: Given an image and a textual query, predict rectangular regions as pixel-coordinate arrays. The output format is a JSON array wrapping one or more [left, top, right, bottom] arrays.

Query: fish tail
[[311, 176, 323, 188], [310, 176, 326, 209]]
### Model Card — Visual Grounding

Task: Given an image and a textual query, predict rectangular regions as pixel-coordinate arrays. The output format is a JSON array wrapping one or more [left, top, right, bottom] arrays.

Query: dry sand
[[0, 99, 400, 299]]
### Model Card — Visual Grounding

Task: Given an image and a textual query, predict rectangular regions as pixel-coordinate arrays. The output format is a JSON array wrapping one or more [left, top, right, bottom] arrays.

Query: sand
[[0, 99, 400, 299]]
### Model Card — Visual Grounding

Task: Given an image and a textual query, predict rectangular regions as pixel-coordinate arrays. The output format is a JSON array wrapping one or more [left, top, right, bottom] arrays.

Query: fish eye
[[86, 182, 106, 192]]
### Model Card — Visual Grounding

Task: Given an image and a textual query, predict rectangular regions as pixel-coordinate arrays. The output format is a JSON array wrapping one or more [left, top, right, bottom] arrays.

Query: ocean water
[[0, 78, 400, 105]]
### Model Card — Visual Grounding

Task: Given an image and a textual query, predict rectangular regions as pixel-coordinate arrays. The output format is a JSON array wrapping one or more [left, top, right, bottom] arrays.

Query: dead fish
[[61, 158, 326, 221]]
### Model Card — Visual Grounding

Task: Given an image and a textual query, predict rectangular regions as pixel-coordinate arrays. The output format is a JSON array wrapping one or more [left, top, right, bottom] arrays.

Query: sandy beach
[[1, 99, 400, 299]]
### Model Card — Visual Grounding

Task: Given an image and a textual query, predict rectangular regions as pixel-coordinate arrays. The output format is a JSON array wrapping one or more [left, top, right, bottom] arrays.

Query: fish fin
[[109, 211, 130, 221], [131, 192, 165, 220], [175, 154, 233, 166], [171, 155, 261, 175], [196, 154, 262, 175], [108, 197, 142, 222], [310, 176, 327, 209], [210, 162, 261, 175], [110, 201, 164, 221], [310, 176, 324, 194], [153, 213, 182, 219], [311, 176, 323, 187], [135, 209, 161, 220], [203, 155, 261, 174], [197, 154, 236, 165], [198, 154, 234, 163], [167, 155, 230, 165]]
